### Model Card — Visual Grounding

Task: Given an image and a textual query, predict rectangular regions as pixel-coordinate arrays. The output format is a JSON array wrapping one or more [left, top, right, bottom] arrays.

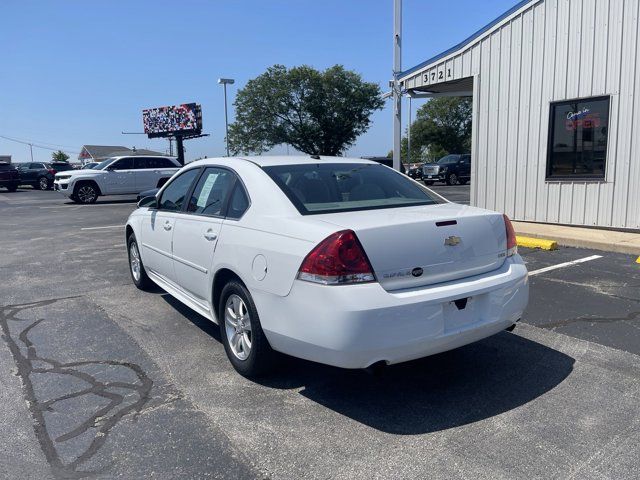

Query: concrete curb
[[516, 236, 558, 250], [512, 221, 640, 256]]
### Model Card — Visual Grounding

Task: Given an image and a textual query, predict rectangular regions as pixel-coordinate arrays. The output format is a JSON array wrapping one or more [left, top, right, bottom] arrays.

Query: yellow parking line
[[516, 236, 558, 251], [636, 256, 640, 264]]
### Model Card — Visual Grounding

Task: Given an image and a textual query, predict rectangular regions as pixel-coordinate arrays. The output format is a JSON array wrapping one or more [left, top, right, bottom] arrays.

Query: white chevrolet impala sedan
[[126, 156, 529, 376]]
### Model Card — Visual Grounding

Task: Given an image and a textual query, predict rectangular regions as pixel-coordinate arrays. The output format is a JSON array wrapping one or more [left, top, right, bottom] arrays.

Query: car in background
[[16, 162, 56, 190], [15, 161, 75, 190], [125, 155, 528, 377], [82, 162, 99, 170], [407, 165, 423, 180], [54, 155, 180, 203], [422, 154, 471, 186], [0, 162, 20, 192]]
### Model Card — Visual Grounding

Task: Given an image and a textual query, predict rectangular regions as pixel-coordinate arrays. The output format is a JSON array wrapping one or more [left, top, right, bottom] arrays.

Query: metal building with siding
[[399, 0, 640, 230]]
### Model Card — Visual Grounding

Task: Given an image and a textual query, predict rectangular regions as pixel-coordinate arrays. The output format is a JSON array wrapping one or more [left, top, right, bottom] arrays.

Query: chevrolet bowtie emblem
[[444, 235, 461, 246]]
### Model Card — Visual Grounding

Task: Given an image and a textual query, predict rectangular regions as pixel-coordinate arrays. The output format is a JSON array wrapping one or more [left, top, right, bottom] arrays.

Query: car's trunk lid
[[314, 203, 508, 291]]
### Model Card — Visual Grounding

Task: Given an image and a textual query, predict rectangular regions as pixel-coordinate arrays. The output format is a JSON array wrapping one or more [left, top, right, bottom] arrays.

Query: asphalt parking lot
[[1, 187, 639, 479]]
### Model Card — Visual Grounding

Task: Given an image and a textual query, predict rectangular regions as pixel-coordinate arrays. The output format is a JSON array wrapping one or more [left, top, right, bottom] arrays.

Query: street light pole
[[407, 95, 412, 165], [29, 143, 34, 162], [392, 0, 402, 171], [218, 78, 235, 156]]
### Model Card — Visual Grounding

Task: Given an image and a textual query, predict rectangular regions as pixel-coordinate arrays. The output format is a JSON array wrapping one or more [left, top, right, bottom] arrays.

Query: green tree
[[410, 97, 472, 161], [51, 150, 70, 162], [228, 65, 384, 156]]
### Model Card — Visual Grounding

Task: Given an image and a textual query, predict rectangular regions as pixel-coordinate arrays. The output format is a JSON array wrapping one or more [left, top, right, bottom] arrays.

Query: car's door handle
[[163, 222, 172, 231], [203, 230, 217, 241]]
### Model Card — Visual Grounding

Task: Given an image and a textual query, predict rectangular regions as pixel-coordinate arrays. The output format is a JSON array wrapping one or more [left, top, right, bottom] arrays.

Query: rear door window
[[153, 158, 177, 168], [263, 163, 440, 215], [186, 167, 234, 217]]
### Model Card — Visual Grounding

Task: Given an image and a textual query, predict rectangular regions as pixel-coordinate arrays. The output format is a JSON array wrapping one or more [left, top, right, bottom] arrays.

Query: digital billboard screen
[[143, 103, 203, 138]]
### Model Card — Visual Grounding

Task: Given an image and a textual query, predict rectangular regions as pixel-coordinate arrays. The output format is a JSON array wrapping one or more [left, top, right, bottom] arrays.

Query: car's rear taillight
[[503, 214, 517, 256], [298, 230, 376, 285], [48, 169, 56, 175]]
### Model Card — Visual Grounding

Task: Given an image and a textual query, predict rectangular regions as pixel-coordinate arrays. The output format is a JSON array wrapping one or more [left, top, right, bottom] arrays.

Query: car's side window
[[133, 157, 148, 170], [111, 158, 134, 170], [226, 182, 250, 219], [186, 167, 234, 217], [153, 158, 175, 168], [158, 168, 200, 212]]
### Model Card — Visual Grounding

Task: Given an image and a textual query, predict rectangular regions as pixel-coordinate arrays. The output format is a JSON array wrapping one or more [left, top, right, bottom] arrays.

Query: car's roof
[[190, 155, 378, 168], [108, 155, 177, 159]]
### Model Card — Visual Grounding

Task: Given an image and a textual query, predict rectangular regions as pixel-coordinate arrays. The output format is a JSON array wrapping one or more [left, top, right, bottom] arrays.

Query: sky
[[1, 0, 518, 163]]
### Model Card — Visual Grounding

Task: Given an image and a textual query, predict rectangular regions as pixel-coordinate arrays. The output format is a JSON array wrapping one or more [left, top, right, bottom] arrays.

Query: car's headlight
[[56, 175, 72, 180]]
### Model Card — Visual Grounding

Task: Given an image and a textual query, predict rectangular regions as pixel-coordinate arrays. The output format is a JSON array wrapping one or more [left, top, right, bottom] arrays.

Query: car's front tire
[[127, 234, 152, 289], [74, 183, 99, 203], [446, 173, 459, 186], [219, 281, 277, 377]]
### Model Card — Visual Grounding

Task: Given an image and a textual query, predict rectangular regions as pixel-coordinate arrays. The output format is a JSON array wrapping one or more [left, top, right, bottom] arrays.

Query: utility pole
[[29, 143, 34, 162], [392, 0, 402, 171]]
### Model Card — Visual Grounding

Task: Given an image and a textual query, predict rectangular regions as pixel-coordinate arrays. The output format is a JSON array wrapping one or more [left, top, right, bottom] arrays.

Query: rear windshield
[[263, 163, 441, 215]]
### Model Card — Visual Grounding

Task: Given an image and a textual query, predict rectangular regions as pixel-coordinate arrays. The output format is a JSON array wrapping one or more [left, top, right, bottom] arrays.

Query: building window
[[546, 96, 610, 180]]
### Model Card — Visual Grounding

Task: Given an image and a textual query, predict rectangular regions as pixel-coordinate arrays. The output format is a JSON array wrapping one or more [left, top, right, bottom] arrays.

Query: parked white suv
[[54, 156, 180, 203]]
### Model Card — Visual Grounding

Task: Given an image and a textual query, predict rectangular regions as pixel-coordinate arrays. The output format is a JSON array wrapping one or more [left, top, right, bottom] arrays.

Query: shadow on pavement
[[161, 295, 574, 435]]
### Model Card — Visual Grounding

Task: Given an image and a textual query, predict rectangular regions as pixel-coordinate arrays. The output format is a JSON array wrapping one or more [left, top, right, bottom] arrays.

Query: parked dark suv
[[422, 154, 471, 186], [0, 162, 20, 192], [17, 162, 74, 190]]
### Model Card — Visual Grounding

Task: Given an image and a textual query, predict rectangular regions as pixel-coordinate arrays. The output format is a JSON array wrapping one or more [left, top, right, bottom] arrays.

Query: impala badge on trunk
[[444, 235, 461, 246]]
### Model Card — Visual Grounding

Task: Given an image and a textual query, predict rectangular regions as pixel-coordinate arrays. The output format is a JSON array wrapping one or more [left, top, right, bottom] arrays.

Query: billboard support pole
[[175, 135, 184, 165]]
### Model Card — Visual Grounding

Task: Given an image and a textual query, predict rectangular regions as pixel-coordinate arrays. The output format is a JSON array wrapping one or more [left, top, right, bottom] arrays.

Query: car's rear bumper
[[254, 256, 529, 369]]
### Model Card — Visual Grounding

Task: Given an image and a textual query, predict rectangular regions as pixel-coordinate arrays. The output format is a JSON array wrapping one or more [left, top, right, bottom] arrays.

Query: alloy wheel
[[39, 177, 49, 190], [77, 186, 96, 203], [449, 173, 459, 185], [129, 242, 141, 282], [224, 294, 252, 360]]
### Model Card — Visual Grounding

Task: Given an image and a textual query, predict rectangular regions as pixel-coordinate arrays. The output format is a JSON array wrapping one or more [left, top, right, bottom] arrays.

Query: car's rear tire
[[37, 176, 50, 190], [74, 183, 98, 203], [127, 234, 152, 290], [219, 281, 278, 377]]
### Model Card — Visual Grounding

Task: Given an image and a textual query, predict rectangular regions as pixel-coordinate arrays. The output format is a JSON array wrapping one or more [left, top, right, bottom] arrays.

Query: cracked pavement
[[1, 188, 639, 479]]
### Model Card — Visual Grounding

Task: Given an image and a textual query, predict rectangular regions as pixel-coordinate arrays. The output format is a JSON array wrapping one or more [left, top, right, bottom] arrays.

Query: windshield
[[264, 163, 441, 215], [93, 158, 115, 170], [437, 155, 460, 165]]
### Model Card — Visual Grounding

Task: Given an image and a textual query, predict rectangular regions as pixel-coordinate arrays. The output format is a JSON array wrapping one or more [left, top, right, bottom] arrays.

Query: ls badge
[[444, 235, 461, 246]]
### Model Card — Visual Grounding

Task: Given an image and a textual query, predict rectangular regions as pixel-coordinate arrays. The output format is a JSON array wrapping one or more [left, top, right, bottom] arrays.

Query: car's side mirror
[[138, 196, 158, 209]]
